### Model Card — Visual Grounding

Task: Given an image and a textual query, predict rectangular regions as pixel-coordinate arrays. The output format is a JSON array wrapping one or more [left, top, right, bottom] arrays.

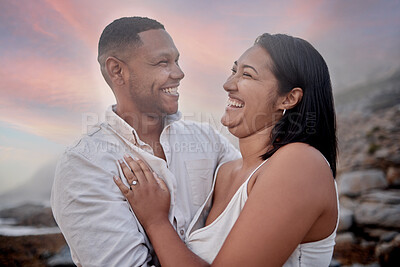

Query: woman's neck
[[238, 125, 273, 168]]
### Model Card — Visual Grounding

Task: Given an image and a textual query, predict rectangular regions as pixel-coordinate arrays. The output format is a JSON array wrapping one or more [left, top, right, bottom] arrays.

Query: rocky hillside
[[0, 204, 73, 266], [332, 70, 400, 267]]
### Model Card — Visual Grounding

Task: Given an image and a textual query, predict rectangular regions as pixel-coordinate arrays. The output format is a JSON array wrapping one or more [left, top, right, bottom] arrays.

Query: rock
[[388, 154, 400, 165], [376, 234, 400, 267], [338, 207, 354, 232], [375, 148, 390, 159], [336, 232, 356, 245], [47, 245, 74, 266], [359, 189, 400, 204], [360, 240, 376, 248], [364, 228, 395, 241], [0, 203, 57, 227], [334, 235, 377, 266], [339, 196, 359, 210], [345, 263, 380, 267], [354, 202, 400, 228], [329, 258, 341, 267], [338, 169, 387, 197], [380, 231, 399, 243], [0, 233, 66, 267], [386, 166, 400, 186]]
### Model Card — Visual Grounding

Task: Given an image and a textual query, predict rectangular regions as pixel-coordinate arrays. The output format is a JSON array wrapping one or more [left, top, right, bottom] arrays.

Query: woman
[[114, 33, 338, 266]]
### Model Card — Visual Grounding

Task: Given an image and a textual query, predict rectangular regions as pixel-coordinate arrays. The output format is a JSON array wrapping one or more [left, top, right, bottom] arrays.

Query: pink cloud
[[44, 0, 101, 49], [32, 23, 58, 39], [0, 54, 101, 110]]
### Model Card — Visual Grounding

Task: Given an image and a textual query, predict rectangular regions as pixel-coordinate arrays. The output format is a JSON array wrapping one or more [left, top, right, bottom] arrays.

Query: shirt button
[[179, 229, 185, 236]]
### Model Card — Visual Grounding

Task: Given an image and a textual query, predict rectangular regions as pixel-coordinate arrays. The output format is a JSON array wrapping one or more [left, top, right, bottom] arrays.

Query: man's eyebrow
[[153, 52, 180, 59], [152, 53, 169, 59], [234, 61, 258, 74]]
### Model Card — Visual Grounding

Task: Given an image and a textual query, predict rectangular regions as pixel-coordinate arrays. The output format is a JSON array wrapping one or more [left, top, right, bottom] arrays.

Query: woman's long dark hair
[[257, 33, 337, 177]]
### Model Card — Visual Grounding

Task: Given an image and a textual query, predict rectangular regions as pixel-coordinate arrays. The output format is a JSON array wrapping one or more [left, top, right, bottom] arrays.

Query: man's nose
[[171, 63, 185, 80]]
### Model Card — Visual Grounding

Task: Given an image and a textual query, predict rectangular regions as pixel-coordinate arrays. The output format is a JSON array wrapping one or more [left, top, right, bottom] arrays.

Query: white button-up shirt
[[51, 105, 240, 267]]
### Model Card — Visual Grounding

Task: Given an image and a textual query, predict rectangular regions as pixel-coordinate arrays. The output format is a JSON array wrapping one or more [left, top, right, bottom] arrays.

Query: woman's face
[[221, 45, 284, 138]]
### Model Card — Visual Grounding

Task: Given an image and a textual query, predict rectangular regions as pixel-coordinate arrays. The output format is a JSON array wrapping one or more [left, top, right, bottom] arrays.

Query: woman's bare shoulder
[[268, 143, 331, 176], [255, 142, 334, 203]]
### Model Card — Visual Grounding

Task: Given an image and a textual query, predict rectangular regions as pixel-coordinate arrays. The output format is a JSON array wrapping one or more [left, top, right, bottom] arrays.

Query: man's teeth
[[227, 98, 244, 108], [162, 87, 178, 95]]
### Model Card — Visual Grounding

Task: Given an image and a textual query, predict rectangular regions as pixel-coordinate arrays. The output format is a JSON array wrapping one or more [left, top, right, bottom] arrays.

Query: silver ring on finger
[[130, 180, 138, 190]]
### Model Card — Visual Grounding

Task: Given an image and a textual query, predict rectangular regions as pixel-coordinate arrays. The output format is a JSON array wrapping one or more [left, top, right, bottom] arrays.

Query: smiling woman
[[221, 45, 292, 139]]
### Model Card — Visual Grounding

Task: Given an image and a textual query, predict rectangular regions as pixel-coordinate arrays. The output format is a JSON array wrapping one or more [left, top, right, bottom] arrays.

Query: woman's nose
[[223, 76, 238, 92]]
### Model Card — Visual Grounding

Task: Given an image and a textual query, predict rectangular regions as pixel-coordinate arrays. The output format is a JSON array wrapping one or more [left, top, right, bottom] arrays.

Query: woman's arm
[[114, 144, 335, 266], [145, 220, 209, 267]]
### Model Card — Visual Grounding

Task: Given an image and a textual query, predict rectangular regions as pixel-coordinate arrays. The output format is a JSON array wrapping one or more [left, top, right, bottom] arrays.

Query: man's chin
[[163, 104, 179, 115]]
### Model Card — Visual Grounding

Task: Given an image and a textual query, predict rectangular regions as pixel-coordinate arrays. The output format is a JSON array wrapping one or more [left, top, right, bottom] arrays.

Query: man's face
[[123, 29, 184, 116]]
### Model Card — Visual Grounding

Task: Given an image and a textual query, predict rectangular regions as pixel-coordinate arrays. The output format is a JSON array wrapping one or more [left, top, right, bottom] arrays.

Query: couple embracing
[[51, 16, 338, 267]]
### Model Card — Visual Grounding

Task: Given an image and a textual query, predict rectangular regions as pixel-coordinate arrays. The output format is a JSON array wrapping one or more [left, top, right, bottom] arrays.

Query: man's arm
[[51, 149, 155, 267]]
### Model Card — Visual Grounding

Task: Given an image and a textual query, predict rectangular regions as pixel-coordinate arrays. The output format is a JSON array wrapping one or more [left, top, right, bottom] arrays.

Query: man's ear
[[105, 56, 126, 86], [281, 87, 303, 110]]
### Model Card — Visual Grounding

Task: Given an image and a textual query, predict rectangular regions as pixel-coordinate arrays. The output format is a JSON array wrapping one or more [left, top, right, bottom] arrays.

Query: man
[[51, 17, 239, 267]]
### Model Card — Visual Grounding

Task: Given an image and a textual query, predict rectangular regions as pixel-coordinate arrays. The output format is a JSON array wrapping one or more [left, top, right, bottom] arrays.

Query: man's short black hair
[[98, 16, 165, 64]]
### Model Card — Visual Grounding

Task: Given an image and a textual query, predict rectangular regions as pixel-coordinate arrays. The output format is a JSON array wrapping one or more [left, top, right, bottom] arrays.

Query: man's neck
[[115, 105, 165, 142]]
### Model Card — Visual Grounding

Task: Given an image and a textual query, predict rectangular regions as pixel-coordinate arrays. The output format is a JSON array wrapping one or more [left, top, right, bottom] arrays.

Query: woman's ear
[[281, 87, 303, 110], [105, 56, 126, 86]]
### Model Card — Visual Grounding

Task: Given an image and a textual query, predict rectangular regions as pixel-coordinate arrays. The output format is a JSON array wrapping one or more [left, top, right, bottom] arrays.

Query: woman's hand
[[113, 155, 171, 229]]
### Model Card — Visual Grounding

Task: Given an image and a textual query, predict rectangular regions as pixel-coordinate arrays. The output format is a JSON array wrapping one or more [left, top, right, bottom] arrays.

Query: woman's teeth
[[227, 98, 244, 108], [162, 87, 178, 95]]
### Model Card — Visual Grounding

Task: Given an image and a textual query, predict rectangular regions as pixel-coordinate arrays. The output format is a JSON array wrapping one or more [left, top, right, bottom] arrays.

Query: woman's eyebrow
[[234, 61, 258, 74]]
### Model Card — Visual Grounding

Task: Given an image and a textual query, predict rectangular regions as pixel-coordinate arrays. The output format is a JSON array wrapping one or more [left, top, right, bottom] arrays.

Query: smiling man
[[51, 17, 239, 267]]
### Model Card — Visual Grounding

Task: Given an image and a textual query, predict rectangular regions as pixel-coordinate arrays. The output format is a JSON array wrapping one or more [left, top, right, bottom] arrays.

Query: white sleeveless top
[[185, 159, 339, 266]]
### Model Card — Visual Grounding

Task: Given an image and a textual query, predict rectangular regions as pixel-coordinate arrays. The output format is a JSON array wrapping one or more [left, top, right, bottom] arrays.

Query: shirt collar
[[105, 105, 182, 145]]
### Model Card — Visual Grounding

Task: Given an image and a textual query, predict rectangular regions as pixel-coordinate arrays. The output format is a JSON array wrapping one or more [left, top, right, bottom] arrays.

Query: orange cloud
[[0, 53, 108, 143]]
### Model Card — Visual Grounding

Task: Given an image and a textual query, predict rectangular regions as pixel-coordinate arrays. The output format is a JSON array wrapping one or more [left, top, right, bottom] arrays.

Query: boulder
[[338, 169, 387, 197], [338, 207, 354, 232], [0, 203, 57, 227], [329, 258, 341, 267], [336, 232, 356, 245], [375, 233, 400, 267], [354, 202, 400, 228], [364, 228, 396, 241], [47, 245, 74, 267], [388, 154, 400, 166], [386, 167, 400, 186], [380, 231, 399, 243], [334, 234, 377, 266], [359, 189, 400, 204], [375, 148, 390, 160], [339, 196, 359, 210], [348, 263, 380, 267]]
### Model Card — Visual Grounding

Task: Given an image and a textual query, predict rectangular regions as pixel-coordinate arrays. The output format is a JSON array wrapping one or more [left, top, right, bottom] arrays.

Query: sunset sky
[[0, 0, 399, 195]]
